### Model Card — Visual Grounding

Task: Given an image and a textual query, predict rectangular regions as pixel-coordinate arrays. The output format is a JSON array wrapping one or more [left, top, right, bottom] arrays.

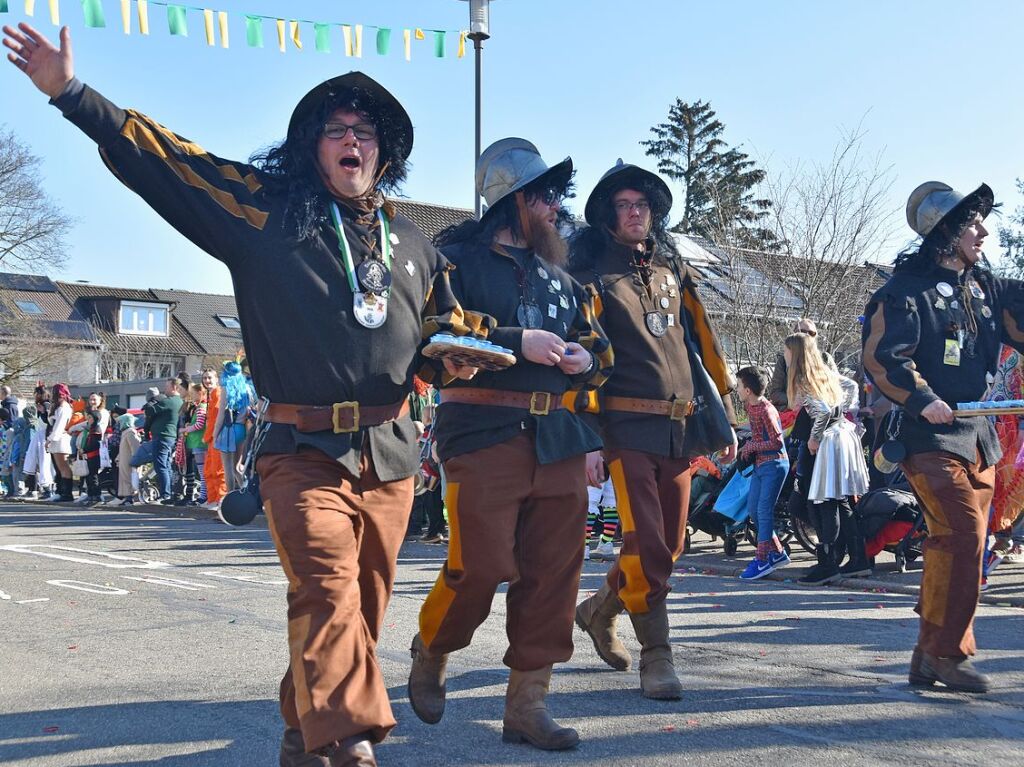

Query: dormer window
[[119, 300, 169, 336], [15, 300, 43, 314], [217, 314, 241, 329]]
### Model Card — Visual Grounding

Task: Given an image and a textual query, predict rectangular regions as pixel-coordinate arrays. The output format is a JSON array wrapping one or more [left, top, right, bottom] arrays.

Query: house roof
[[394, 199, 473, 242], [151, 288, 243, 358], [55, 281, 205, 356], [0, 277, 98, 343]]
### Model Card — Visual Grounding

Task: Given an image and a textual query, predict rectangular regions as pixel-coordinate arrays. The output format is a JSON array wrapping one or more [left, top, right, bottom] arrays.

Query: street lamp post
[[460, 0, 492, 219]]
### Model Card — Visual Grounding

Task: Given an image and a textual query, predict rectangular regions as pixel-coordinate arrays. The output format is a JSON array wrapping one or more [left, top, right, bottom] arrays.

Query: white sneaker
[[1006, 544, 1024, 564], [203, 501, 220, 511], [591, 540, 616, 560], [74, 495, 91, 505], [46, 493, 61, 502]]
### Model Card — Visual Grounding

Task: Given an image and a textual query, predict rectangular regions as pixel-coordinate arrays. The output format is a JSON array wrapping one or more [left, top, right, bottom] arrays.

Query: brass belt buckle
[[332, 401, 360, 433], [669, 399, 690, 421], [529, 392, 552, 416]]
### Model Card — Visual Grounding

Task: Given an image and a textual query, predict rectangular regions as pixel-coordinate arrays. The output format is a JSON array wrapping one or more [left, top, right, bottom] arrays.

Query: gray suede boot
[[575, 582, 632, 671], [628, 602, 683, 700]]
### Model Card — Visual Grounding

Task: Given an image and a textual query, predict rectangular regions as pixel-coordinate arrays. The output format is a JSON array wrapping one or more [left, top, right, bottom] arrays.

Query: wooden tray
[[954, 407, 1024, 417], [423, 340, 516, 371]]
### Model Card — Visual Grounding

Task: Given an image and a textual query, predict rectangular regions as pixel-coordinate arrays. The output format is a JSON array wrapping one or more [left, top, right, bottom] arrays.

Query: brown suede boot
[[321, 734, 377, 767], [408, 633, 448, 724], [628, 602, 683, 700], [575, 583, 632, 671], [909, 646, 990, 693], [279, 728, 330, 767], [501, 666, 580, 751]]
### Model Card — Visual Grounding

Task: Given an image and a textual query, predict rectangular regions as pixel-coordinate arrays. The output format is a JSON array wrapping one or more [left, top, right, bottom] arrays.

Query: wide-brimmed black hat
[[288, 71, 413, 158], [585, 160, 672, 226], [906, 181, 994, 240]]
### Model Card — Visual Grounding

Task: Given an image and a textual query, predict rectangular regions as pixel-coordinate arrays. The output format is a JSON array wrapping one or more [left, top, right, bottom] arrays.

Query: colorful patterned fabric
[[985, 345, 1024, 533]]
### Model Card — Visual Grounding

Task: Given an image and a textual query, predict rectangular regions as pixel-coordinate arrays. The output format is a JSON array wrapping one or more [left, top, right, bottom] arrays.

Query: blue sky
[[3, 0, 1023, 294]]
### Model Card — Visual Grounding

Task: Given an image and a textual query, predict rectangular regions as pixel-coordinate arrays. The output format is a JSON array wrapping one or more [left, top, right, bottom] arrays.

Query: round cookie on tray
[[423, 333, 517, 371]]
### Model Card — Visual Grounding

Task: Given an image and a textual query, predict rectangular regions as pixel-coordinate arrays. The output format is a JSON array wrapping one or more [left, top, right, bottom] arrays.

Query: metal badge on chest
[[330, 203, 395, 329]]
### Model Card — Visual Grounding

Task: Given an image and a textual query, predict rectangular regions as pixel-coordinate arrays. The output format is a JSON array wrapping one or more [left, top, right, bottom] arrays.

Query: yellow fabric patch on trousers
[[607, 459, 636, 534], [287, 613, 314, 718], [418, 574, 457, 648], [921, 545, 953, 628], [618, 553, 652, 614]]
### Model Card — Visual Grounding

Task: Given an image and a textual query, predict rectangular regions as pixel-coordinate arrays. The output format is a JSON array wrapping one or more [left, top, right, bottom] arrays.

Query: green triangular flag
[[433, 30, 445, 58], [0, 1, 9, 14], [245, 15, 263, 48], [167, 4, 187, 36], [82, 0, 107, 28], [314, 22, 330, 53], [375, 27, 391, 56]]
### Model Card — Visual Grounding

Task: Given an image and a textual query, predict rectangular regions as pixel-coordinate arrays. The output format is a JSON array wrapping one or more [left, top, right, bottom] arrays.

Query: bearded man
[[407, 138, 613, 751], [3, 21, 484, 767], [568, 161, 737, 701]]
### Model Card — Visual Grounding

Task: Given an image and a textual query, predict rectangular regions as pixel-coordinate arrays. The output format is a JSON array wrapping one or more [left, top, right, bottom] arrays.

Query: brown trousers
[[418, 433, 588, 670], [258, 447, 413, 752], [903, 451, 993, 658], [603, 448, 692, 614]]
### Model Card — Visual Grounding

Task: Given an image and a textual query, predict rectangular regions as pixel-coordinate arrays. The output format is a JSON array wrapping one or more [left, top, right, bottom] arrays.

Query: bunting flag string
[[0, 1, 466, 60]]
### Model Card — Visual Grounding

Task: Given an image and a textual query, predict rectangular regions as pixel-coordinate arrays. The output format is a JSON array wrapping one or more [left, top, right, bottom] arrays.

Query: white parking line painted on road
[[122, 576, 217, 591], [0, 589, 10, 600], [199, 571, 288, 586], [46, 580, 131, 595], [15, 598, 50, 604], [0, 545, 172, 570]]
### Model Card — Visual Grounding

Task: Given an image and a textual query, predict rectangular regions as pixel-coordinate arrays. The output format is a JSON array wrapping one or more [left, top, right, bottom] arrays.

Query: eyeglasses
[[533, 187, 564, 207], [614, 200, 651, 214], [322, 122, 378, 141]]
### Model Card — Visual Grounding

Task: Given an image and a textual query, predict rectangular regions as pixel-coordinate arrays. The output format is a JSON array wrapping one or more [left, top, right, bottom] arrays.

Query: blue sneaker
[[739, 557, 776, 580], [768, 550, 791, 568]]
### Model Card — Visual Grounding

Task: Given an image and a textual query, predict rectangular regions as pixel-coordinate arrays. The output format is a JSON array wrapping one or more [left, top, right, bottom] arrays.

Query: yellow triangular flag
[[138, 0, 150, 34], [458, 30, 466, 58], [414, 27, 424, 40], [289, 20, 301, 49], [120, 0, 130, 33], [403, 28, 410, 61], [25, 0, 35, 17], [203, 9, 214, 46], [47, 0, 58, 24], [218, 10, 228, 48], [353, 23, 362, 57], [276, 18, 285, 52], [342, 24, 352, 56]]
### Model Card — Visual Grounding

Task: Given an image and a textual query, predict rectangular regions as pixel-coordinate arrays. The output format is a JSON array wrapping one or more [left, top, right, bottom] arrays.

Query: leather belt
[[604, 396, 694, 422], [440, 387, 564, 416], [264, 399, 409, 434]]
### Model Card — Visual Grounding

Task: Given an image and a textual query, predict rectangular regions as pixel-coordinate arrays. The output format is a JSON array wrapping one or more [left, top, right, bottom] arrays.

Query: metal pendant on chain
[[357, 259, 393, 294], [517, 301, 544, 329], [354, 291, 388, 329]]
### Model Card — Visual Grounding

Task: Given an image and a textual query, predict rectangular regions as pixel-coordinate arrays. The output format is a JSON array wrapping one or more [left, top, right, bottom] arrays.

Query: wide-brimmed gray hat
[[906, 181, 994, 238], [584, 159, 672, 226], [476, 138, 572, 219]]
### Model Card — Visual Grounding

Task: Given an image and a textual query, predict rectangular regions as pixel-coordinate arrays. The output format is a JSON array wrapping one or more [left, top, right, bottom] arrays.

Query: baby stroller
[[687, 455, 752, 556], [855, 476, 926, 573]]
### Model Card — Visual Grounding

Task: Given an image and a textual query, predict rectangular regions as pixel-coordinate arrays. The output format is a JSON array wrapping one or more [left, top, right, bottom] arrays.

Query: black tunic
[[52, 81, 484, 481]]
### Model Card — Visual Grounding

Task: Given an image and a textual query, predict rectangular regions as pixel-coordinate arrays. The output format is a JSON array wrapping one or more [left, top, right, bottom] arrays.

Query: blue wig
[[221, 361, 251, 412]]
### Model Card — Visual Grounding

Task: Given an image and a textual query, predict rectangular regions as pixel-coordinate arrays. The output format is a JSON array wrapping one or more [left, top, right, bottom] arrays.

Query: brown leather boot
[[321, 734, 377, 767], [279, 728, 329, 767], [501, 666, 579, 751], [408, 633, 448, 724], [908, 647, 990, 693], [575, 583, 632, 671], [629, 602, 683, 700]]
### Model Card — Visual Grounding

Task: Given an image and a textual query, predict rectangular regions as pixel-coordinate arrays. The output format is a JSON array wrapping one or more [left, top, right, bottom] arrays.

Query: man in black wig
[[3, 21, 485, 767], [864, 181, 1024, 694], [407, 138, 613, 751], [568, 161, 737, 701]]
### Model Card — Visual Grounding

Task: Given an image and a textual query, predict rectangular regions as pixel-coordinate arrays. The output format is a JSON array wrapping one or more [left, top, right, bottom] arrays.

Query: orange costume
[[203, 386, 227, 503]]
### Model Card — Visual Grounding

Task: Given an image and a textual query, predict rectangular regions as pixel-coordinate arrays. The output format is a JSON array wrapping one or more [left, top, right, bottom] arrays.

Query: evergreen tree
[[998, 178, 1024, 278], [641, 99, 775, 249]]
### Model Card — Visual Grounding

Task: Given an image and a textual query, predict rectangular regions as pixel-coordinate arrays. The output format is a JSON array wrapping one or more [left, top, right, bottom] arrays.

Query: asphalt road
[[1, 503, 1022, 766]]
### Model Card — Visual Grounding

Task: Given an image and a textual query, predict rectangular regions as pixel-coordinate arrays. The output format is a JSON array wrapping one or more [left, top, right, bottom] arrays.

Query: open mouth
[[339, 157, 362, 170]]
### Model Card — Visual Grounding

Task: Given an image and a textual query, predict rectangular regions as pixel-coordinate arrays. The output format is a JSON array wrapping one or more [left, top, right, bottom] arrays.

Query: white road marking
[[15, 598, 50, 604], [199, 570, 288, 586], [122, 576, 217, 591], [0, 545, 172, 570], [0, 589, 10, 600], [46, 580, 131, 595]]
